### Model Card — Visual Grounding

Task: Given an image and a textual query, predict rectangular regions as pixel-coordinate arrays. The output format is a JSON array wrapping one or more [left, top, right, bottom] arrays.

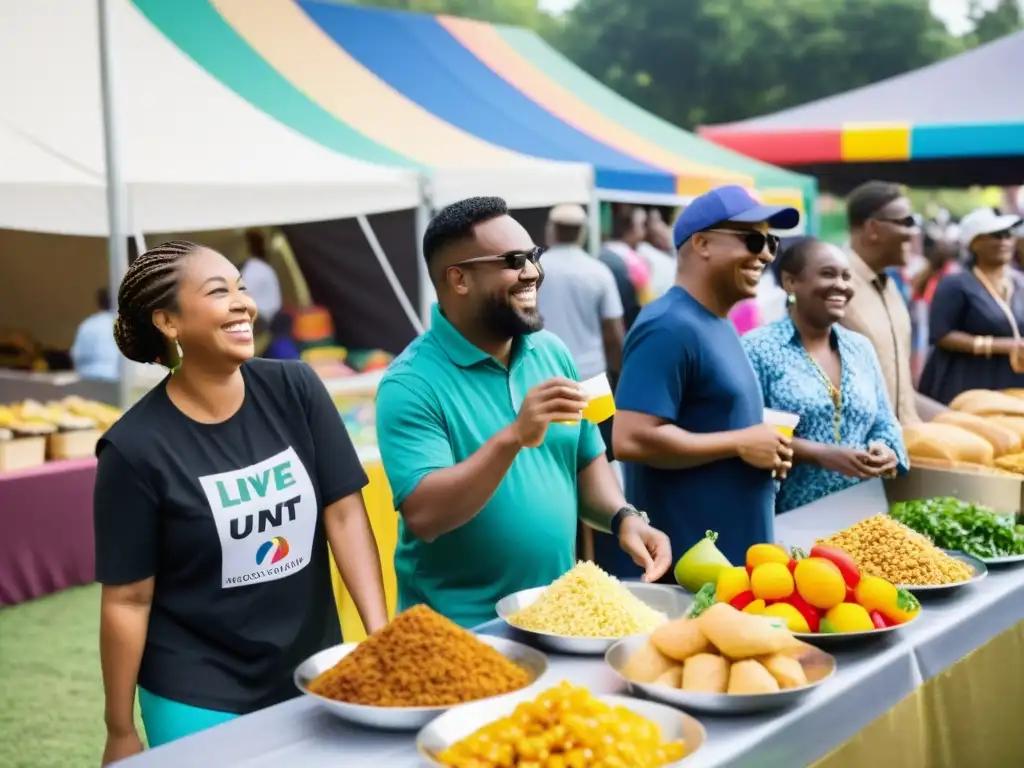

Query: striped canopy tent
[[135, 0, 814, 229], [700, 31, 1024, 193]]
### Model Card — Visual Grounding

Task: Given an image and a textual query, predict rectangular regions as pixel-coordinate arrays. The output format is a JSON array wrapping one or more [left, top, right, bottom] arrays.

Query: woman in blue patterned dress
[[742, 239, 908, 513]]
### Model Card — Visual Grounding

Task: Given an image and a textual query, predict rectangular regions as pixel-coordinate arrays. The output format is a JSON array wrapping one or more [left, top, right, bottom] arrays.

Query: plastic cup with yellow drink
[[763, 408, 799, 437], [558, 373, 616, 425]]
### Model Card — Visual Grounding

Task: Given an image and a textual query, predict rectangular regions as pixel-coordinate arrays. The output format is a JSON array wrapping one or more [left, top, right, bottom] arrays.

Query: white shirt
[[241, 257, 282, 321], [537, 244, 624, 380]]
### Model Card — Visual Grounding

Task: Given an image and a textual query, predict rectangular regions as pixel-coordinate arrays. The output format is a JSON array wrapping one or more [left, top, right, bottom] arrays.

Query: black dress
[[919, 270, 1024, 404]]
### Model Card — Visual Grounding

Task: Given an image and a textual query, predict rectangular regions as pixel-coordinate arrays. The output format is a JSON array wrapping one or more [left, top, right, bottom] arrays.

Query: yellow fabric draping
[[329, 460, 398, 642], [813, 620, 1024, 768]]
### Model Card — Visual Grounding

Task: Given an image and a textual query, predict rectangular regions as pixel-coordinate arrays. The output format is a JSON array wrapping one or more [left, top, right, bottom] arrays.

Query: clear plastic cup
[[764, 408, 799, 437], [581, 373, 615, 424]]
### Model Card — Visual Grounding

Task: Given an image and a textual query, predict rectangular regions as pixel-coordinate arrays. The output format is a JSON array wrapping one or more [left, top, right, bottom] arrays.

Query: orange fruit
[[746, 543, 791, 569], [794, 558, 846, 611], [823, 603, 874, 633], [763, 602, 810, 633], [742, 599, 767, 615], [750, 562, 795, 601], [715, 566, 751, 604]]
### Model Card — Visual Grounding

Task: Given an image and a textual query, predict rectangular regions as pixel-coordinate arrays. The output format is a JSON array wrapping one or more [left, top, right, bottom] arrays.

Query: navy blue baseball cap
[[673, 185, 801, 249]]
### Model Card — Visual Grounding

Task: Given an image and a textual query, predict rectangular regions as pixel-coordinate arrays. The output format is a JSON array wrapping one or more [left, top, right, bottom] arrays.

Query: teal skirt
[[138, 687, 238, 748]]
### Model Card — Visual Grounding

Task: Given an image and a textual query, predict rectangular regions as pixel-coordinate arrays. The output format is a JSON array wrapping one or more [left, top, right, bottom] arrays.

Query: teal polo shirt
[[376, 305, 606, 628]]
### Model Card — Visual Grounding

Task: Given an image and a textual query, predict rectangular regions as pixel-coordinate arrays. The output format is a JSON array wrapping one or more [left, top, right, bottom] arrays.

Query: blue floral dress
[[742, 316, 909, 513]]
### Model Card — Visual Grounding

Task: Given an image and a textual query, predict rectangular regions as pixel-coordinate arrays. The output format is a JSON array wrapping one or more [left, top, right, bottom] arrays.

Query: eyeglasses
[[872, 215, 919, 229], [702, 229, 780, 256], [984, 230, 1015, 240], [449, 246, 545, 272]]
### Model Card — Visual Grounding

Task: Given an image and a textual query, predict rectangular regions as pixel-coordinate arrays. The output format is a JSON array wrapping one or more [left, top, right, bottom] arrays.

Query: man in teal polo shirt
[[376, 197, 672, 628]]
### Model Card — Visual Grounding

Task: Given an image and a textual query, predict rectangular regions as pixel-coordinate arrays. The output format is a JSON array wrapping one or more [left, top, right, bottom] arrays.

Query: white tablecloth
[[119, 482, 1024, 768]]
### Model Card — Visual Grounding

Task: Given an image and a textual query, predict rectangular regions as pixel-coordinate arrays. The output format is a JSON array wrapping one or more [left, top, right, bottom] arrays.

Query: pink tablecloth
[[0, 458, 97, 606]]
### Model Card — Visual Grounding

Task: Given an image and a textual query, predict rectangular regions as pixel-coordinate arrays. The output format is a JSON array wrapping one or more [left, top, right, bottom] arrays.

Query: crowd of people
[[91, 182, 1022, 765]]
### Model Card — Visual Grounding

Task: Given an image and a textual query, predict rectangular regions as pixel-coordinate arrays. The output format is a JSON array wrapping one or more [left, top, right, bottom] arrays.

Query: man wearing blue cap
[[596, 185, 798, 572]]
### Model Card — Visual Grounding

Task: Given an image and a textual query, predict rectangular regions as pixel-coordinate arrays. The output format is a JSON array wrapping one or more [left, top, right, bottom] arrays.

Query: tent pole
[[356, 214, 425, 336], [98, 0, 131, 410], [415, 178, 435, 329], [588, 186, 602, 258]]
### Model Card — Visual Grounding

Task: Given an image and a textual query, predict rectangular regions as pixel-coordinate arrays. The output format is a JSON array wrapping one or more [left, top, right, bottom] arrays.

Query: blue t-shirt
[[593, 287, 774, 571]]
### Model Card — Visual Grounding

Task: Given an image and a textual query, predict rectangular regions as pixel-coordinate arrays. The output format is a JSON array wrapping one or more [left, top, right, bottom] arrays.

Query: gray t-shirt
[[538, 244, 624, 379]]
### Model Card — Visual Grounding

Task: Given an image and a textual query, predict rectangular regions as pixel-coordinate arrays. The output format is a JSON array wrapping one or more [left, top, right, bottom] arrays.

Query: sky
[[537, 0, 995, 35]]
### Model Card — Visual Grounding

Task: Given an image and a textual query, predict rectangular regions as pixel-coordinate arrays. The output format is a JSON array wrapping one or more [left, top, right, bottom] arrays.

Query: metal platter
[[417, 691, 707, 766], [605, 634, 836, 715], [495, 582, 693, 655], [976, 551, 1024, 566], [898, 550, 988, 595], [791, 610, 919, 647], [293, 635, 547, 731]]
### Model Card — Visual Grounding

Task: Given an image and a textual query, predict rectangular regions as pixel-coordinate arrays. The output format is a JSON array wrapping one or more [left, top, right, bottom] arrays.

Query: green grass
[[0, 584, 142, 768]]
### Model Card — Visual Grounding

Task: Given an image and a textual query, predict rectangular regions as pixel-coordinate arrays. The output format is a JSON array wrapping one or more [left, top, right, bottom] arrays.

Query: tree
[[557, 0, 964, 129], [966, 0, 1023, 45]]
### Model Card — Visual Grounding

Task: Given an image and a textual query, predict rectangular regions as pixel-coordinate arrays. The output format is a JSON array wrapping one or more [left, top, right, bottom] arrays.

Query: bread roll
[[950, 389, 1024, 417], [933, 411, 1023, 456], [987, 415, 1024, 441], [903, 423, 995, 466]]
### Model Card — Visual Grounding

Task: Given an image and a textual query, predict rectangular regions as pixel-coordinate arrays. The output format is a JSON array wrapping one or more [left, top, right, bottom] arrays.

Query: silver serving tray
[[293, 636, 548, 731], [978, 551, 1024, 566], [791, 611, 918, 646], [417, 691, 706, 766], [898, 550, 988, 594], [605, 634, 836, 715], [496, 582, 693, 655]]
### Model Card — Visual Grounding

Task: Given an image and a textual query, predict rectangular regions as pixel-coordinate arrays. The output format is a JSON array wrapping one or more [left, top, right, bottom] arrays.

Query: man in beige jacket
[[841, 181, 946, 424]]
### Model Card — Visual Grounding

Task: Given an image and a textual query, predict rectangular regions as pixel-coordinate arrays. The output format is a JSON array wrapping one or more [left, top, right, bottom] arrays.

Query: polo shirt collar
[[430, 304, 536, 368]]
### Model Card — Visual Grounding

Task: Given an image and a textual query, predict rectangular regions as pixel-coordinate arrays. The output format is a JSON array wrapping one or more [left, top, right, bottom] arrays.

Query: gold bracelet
[[973, 336, 984, 355], [984, 336, 994, 358]]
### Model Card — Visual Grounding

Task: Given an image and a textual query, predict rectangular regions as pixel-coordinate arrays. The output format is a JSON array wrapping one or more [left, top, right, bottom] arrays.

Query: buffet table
[[0, 457, 98, 606], [117, 481, 1024, 768]]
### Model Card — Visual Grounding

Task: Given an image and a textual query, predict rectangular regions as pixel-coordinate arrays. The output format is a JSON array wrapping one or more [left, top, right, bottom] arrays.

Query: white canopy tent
[[0, 0, 422, 237]]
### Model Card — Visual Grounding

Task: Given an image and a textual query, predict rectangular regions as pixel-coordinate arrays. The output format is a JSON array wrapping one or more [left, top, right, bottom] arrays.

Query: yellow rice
[[508, 561, 666, 637]]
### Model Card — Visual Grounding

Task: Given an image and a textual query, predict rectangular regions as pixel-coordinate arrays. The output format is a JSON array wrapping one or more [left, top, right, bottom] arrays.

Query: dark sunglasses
[[872, 215, 919, 228], [984, 230, 1015, 240], [450, 246, 545, 271], [703, 229, 780, 256]]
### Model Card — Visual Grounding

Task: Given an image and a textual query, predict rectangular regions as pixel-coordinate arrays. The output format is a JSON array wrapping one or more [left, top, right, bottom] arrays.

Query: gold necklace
[[804, 350, 842, 443]]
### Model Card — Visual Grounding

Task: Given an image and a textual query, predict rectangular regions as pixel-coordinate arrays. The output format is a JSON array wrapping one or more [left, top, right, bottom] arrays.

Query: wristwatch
[[611, 504, 649, 537]]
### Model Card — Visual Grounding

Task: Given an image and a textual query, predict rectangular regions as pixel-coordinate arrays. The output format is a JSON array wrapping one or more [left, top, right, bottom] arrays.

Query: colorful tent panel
[[700, 30, 1024, 166], [208, 0, 591, 208], [0, 0, 421, 236], [298, 1, 681, 195]]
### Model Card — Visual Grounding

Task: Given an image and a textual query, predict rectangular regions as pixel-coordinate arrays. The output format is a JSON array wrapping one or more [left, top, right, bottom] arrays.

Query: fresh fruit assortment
[[673, 530, 732, 592], [818, 515, 974, 586], [622, 603, 815, 695], [688, 542, 920, 634], [889, 497, 1024, 560]]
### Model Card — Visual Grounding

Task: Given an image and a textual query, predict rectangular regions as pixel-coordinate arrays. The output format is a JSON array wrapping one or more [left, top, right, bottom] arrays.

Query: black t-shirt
[[94, 359, 368, 714]]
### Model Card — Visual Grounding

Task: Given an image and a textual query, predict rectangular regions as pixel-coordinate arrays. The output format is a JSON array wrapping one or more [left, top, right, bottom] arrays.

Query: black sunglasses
[[703, 229, 780, 256], [985, 230, 1015, 240], [450, 246, 545, 271], [872, 215, 919, 228]]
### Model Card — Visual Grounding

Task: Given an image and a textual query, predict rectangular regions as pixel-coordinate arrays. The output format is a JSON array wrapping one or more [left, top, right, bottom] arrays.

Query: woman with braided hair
[[95, 241, 387, 764]]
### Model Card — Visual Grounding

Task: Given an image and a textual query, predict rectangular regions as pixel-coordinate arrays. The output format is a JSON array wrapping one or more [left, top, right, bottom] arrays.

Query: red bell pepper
[[782, 593, 821, 633], [810, 544, 861, 588], [844, 585, 857, 603], [787, 546, 807, 575], [869, 611, 888, 630], [729, 590, 756, 611]]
